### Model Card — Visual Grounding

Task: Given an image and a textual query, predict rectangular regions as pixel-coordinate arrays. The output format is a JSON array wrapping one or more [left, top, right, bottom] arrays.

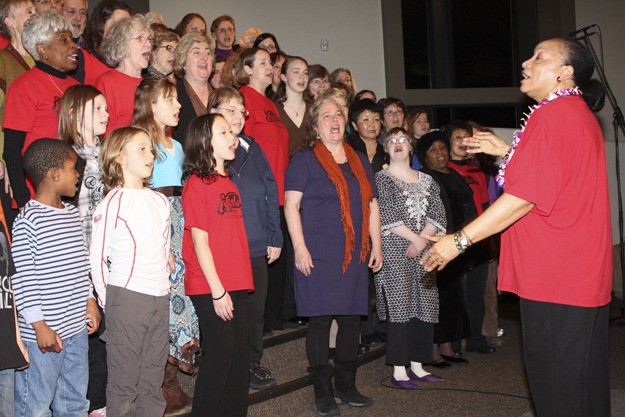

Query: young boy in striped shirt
[[11, 139, 100, 417]]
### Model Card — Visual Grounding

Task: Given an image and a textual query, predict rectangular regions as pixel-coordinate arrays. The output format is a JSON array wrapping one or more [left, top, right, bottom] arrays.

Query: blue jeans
[[0, 368, 15, 417], [14, 328, 89, 417]]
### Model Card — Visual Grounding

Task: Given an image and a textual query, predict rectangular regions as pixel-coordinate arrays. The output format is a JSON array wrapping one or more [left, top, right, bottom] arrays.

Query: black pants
[[87, 305, 107, 411], [520, 298, 610, 417], [463, 258, 489, 350], [386, 318, 433, 366], [191, 291, 249, 417], [307, 315, 360, 366], [265, 207, 288, 329], [249, 256, 268, 364]]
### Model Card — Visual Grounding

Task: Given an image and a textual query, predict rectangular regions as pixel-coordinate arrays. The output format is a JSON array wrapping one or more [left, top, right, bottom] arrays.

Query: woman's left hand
[[368, 246, 383, 272], [267, 246, 282, 264], [420, 234, 461, 272]]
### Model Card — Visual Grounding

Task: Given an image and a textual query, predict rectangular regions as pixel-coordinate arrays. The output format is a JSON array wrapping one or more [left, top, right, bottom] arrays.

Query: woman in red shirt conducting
[[423, 38, 612, 417]]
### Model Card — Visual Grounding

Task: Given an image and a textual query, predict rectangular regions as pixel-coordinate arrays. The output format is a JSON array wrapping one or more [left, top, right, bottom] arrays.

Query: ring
[[436, 259, 443, 265]]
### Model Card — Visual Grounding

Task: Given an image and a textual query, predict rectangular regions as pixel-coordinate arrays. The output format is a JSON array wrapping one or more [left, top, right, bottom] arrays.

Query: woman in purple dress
[[285, 96, 383, 417]]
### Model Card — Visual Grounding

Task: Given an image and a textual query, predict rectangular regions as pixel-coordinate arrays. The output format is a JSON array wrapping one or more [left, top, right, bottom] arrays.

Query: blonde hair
[[173, 32, 215, 78], [100, 126, 153, 190]]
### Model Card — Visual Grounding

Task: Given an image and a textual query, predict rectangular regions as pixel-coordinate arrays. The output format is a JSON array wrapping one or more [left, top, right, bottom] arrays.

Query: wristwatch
[[458, 230, 472, 251], [459, 235, 471, 250]]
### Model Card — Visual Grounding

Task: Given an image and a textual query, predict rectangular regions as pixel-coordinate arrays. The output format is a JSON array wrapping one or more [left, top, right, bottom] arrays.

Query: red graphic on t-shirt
[[217, 192, 242, 214]]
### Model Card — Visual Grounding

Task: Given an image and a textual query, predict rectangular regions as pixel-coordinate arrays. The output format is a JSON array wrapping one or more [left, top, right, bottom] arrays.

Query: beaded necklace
[[496, 86, 582, 187]]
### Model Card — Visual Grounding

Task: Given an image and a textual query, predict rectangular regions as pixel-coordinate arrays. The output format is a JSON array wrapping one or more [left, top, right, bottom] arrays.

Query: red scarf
[[313, 141, 373, 273]]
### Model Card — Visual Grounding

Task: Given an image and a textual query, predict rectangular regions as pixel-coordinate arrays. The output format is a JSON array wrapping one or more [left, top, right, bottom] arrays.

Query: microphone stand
[[577, 28, 625, 324]]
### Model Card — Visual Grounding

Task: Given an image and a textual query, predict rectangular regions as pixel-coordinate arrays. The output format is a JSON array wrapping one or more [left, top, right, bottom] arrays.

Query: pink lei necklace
[[496, 86, 582, 187]]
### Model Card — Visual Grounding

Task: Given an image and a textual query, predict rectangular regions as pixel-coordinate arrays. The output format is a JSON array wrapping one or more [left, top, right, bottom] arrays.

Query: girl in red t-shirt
[[181, 113, 253, 417]]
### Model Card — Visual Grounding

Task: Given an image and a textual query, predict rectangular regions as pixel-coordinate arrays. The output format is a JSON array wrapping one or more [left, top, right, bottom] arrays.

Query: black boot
[[333, 361, 373, 407], [309, 364, 340, 416]]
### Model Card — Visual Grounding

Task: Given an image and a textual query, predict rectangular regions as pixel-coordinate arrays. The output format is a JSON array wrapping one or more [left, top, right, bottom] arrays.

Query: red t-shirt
[[182, 174, 254, 295], [94, 69, 141, 135], [3, 67, 78, 148], [449, 160, 490, 215], [240, 85, 289, 205], [80, 48, 110, 86], [499, 96, 612, 307]]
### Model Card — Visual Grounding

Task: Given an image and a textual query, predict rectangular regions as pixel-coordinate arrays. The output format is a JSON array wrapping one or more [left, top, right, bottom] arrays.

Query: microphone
[[569, 24, 598, 37]]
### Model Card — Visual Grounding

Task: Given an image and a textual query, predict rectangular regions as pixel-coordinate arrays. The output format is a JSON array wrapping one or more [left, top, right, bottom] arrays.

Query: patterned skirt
[[168, 196, 200, 366]]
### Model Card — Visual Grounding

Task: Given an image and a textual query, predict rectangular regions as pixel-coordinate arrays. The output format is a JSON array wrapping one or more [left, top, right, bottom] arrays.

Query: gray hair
[[99, 14, 151, 68], [22, 11, 71, 61]]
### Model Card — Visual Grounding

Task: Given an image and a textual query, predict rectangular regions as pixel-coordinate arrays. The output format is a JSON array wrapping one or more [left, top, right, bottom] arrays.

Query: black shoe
[[357, 343, 370, 356], [314, 396, 340, 416], [466, 345, 496, 354], [425, 358, 452, 368], [441, 354, 469, 364], [249, 364, 277, 390], [335, 388, 373, 407], [360, 333, 382, 346]]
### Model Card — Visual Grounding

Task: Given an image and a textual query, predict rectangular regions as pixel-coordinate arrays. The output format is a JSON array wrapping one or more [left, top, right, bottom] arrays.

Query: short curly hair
[[99, 14, 151, 68], [23, 138, 75, 186], [173, 32, 215, 79], [22, 11, 71, 61]]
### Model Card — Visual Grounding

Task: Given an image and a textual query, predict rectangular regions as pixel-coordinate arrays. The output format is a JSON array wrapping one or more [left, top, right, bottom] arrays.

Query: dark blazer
[[172, 78, 199, 148]]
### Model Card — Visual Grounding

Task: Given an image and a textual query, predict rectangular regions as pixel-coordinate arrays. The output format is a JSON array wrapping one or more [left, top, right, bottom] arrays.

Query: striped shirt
[[89, 188, 171, 309], [11, 200, 92, 342]]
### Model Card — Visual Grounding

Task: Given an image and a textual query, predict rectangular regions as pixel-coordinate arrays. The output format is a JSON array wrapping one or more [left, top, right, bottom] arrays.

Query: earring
[[557, 76, 562, 82], [248, 73, 253, 79]]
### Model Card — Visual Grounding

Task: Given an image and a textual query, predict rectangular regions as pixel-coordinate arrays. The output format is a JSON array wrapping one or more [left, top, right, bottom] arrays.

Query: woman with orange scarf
[[285, 96, 383, 417]]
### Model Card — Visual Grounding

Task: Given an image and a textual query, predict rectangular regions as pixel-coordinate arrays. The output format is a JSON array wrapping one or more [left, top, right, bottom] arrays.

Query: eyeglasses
[[384, 110, 405, 118], [310, 79, 330, 87], [156, 45, 176, 53], [62, 7, 87, 18], [387, 137, 410, 145], [134, 35, 155, 45], [217, 107, 249, 118], [217, 27, 234, 34]]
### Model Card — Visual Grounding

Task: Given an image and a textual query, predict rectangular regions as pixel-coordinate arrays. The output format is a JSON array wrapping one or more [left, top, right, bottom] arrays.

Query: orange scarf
[[313, 141, 373, 273]]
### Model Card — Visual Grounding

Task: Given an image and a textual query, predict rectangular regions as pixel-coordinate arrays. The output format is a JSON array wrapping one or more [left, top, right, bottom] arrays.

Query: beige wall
[[149, 0, 387, 97]]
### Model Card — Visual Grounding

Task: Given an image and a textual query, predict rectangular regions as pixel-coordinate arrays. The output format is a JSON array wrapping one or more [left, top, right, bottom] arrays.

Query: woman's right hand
[[213, 292, 234, 321], [294, 245, 314, 276], [463, 132, 509, 158]]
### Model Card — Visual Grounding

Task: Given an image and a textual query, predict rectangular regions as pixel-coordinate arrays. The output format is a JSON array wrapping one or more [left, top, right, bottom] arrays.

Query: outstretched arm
[[421, 192, 533, 271]]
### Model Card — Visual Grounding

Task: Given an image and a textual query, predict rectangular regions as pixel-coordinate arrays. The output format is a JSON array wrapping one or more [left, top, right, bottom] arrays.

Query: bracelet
[[212, 289, 227, 300], [453, 232, 465, 254]]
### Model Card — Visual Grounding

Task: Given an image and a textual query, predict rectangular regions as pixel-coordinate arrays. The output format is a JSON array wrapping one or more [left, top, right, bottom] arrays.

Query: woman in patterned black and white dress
[[374, 128, 446, 389]]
